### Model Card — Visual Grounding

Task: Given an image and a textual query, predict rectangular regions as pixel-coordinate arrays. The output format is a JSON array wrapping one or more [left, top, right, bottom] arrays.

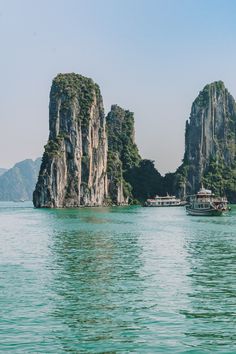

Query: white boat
[[144, 195, 182, 207], [186, 188, 228, 216]]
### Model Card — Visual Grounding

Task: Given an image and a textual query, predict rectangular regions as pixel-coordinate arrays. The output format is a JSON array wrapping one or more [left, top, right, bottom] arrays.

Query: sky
[[0, 0, 236, 174]]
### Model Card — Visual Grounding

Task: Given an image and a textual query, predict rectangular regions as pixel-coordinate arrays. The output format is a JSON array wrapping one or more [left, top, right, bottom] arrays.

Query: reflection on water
[[49, 208, 145, 352], [0, 203, 236, 352], [183, 219, 236, 351]]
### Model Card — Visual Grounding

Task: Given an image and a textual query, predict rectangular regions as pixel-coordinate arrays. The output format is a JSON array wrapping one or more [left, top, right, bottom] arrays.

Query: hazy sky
[[1, 0, 236, 174]]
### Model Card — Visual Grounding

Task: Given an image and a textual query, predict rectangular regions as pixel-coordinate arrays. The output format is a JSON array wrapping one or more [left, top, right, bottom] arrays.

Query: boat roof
[[197, 188, 212, 195], [155, 195, 178, 199], [196, 188, 216, 197]]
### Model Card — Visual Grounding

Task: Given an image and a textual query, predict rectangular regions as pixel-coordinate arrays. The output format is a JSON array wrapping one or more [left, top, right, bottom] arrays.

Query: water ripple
[[0, 203, 236, 352]]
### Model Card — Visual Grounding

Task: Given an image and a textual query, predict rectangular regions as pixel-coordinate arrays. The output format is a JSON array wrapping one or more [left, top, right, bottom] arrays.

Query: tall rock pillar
[[33, 73, 108, 207]]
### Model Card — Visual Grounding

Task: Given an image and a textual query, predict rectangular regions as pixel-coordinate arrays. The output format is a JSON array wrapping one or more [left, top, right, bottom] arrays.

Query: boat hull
[[186, 207, 223, 216], [144, 204, 181, 207]]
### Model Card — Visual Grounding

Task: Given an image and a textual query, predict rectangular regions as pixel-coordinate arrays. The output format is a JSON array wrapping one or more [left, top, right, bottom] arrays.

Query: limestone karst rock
[[35, 73, 228, 207], [176, 81, 236, 198], [33, 73, 108, 207], [106, 105, 141, 204]]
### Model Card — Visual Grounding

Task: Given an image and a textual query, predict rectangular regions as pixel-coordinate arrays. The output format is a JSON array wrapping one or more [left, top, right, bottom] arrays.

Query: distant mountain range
[[0, 168, 7, 176], [0, 158, 41, 201]]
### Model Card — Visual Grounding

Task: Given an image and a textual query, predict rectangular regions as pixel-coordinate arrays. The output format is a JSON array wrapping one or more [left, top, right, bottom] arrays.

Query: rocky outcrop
[[106, 105, 141, 204], [33, 73, 108, 207], [0, 158, 41, 201], [176, 81, 236, 197]]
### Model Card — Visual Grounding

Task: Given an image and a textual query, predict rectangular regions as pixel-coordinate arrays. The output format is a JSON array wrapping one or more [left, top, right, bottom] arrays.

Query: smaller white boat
[[186, 187, 228, 216], [144, 195, 182, 207]]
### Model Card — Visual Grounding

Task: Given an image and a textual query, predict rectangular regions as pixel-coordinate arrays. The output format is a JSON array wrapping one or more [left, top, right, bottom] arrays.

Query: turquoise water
[[0, 202, 236, 353]]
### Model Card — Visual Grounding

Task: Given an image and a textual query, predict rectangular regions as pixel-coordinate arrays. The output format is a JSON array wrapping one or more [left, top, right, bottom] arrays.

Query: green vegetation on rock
[[202, 157, 236, 201], [124, 160, 163, 202], [51, 73, 100, 129], [106, 105, 141, 203], [106, 105, 140, 168], [106, 105, 164, 204]]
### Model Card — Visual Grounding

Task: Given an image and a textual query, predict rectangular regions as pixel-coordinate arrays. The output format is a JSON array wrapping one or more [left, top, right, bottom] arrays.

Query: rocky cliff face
[[177, 81, 236, 197], [33, 73, 108, 207], [106, 105, 141, 204]]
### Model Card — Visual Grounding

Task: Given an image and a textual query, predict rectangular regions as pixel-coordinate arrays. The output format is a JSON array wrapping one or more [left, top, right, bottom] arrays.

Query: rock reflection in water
[[183, 217, 236, 351], [48, 208, 145, 352]]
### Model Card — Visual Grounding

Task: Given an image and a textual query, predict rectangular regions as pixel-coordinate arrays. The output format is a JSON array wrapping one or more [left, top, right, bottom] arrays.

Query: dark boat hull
[[186, 206, 223, 216]]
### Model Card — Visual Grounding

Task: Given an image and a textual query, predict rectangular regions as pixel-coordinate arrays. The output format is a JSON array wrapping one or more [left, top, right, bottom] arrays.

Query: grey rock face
[[33, 73, 108, 208], [179, 81, 236, 195], [0, 159, 41, 201]]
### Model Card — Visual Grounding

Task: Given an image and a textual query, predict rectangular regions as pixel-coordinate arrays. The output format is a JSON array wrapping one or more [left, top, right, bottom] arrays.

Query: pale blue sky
[[0, 0, 236, 174]]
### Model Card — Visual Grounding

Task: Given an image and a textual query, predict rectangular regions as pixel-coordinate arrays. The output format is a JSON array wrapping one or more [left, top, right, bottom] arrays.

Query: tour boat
[[186, 188, 228, 216], [144, 195, 182, 207]]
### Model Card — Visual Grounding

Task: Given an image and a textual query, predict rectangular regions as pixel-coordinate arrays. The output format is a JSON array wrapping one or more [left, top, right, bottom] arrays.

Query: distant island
[[1, 75, 236, 205], [0, 159, 41, 201], [0, 168, 7, 176]]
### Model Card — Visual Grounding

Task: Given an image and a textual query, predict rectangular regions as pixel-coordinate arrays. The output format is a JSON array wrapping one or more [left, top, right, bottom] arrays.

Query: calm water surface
[[0, 202, 236, 353]]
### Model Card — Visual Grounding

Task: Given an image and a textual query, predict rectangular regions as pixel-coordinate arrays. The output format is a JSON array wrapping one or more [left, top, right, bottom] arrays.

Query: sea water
[[0, 202, 236, 353]]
